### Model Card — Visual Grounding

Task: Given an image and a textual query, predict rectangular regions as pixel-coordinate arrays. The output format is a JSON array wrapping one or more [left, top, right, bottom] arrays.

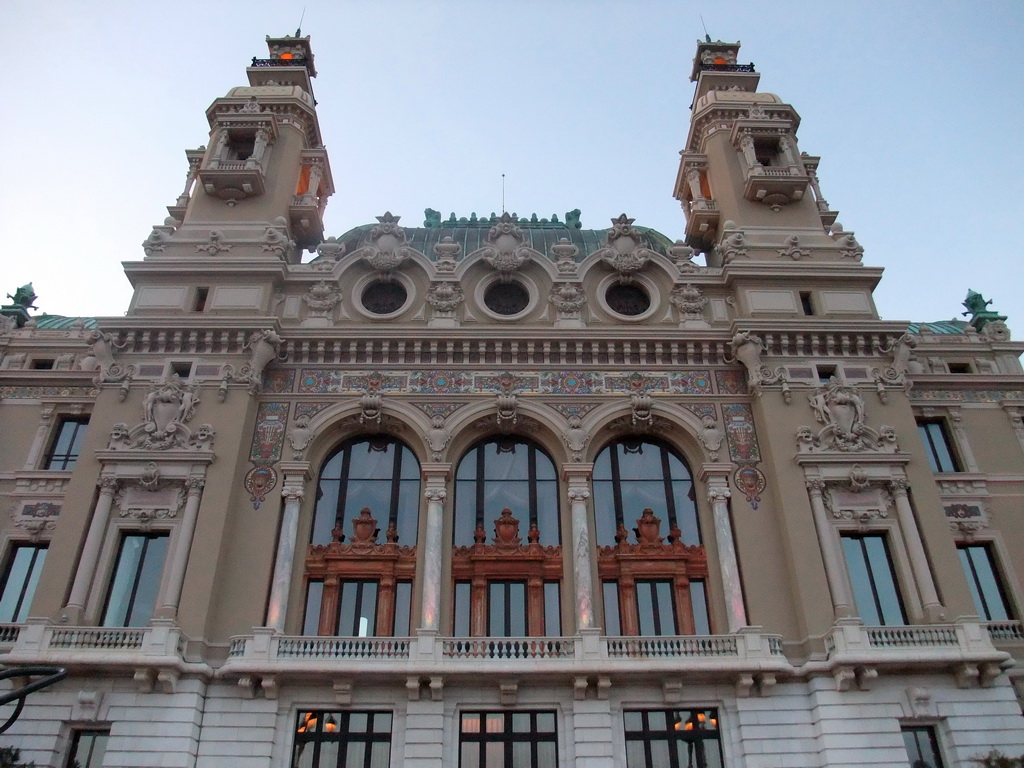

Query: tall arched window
[[451, 437, 562, 637], [303, 436, 420, 637], [593, 438, 711, 637]]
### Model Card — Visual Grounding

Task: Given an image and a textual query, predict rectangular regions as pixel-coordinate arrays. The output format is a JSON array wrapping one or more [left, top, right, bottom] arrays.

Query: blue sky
[[2, 0, 1022, 333]]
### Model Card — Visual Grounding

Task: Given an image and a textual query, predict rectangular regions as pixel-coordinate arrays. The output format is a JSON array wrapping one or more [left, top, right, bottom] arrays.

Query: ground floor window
[[459, 710, 557, 768], [293, 711, 392, 768], [65, 729, 108, 768], [902, 725, 945, 768], [624, 709, 722, 768]]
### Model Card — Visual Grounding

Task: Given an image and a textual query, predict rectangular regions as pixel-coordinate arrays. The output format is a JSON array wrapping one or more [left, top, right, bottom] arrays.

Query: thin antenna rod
[[296, 7, 306, 36], [700, 14, 711, 43], [502, 173, 506, 214]]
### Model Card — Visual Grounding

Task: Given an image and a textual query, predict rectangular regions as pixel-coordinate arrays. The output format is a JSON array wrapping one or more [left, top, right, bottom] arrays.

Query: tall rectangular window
[[44, 417, 89, 470], [0, 544, 48, 622], [917, 421, 960, 473], [636, 579, 677, 636], [543, 582, 561, 636], [488, 581, 527, 637], [454, 581, 471, 636], [902, 725, 945, 768], [624, 709, 723, 768], [459, 711, 557, 768], [958, 544, 1013, 621], [102, 533, 169, 627], [603, 580, 622, 635], [293, 710, 391, 768], [842, 534, 906, 625], [65, 729, 109, 768], [337, 580, 378, 637]]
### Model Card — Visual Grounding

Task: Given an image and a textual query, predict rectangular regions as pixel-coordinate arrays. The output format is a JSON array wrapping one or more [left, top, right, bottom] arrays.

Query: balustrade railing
[[985, 621, 1024, 643], [606, 635, 738, 658], [49, 628, 145, 650], [277, 636, 410, 660], [442, 638, 573, 660], [865, 626, 958, 648]]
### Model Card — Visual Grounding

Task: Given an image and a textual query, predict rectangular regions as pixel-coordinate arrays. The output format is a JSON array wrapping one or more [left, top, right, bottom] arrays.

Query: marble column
[[64, 476, 119, 622], [805, 479, 854, 618], [158, 476, 205, 618], [265, 471, 308, 632], [707, 483, 747, 632], [419, 465, 450, 632], [564, 465, 596, 631], [890, 479, 943, 621]]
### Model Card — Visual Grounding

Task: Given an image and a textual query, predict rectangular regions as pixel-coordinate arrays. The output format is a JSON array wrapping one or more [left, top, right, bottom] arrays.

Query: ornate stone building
[[0, 34, 1021, 768]]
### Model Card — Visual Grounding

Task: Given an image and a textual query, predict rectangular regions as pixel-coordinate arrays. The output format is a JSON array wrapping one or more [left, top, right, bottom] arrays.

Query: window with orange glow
[[292, 710, 391, 768], [624, 709, 722, 768]]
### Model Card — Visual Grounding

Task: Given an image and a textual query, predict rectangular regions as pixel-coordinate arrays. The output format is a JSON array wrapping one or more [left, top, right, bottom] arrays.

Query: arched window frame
[[593, 437, 711, 637], [302, 435, 420, 637]]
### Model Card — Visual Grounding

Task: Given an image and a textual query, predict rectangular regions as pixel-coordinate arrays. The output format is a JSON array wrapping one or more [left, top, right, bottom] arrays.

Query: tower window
[[230, 134, 256, 161], [917, 420, 961, 473], [484, 281, 530, 316], [753, 138, 778, 166], [606, 283, 651, 317], [44, 417, 89, 471], [362, 280, 408, 315], [799, 291, 814, 315], [169, 361, 193, 380], [193, 287, 208, 312]]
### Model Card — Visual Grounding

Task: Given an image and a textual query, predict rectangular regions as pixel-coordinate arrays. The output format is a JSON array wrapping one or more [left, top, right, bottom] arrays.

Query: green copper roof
[[907, 320, 969, 335], [30, 315, 98, 330], [325, 211, 675, 262]]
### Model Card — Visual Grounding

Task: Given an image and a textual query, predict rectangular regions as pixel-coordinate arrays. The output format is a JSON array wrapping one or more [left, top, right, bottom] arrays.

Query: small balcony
[[199, 160, 266, 201], [0, 619, 197, 693], [742, 163, 809, 207], [289, 193, 327, 249], [824, 619, 1011, 691], [684, 198, 720, 244]]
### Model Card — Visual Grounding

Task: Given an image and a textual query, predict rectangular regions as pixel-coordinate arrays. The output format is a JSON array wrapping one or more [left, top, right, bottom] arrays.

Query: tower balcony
[[742, 163, 809, 206], [289, 194, 327, 249], [199, 159, 267, 201], [684, 198, 721, 244]]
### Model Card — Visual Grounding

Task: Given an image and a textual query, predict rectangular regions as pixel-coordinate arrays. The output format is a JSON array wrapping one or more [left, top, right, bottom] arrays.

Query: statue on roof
[[7, 284, 37, 310], [961, 289, 1008, 336]]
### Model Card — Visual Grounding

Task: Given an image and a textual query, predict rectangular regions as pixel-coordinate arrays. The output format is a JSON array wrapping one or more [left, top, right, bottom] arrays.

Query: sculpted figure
[[288, 414, 312, 458], [247, 329, 283, 380], [562, 415, 589, 462], [80, 330, 126, 374], [729, 331, 765, 387], [699, 415, 724, 459]]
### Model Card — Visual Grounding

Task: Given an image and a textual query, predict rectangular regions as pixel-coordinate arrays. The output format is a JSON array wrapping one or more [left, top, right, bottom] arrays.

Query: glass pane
[[625, 741, 646, 768], [648, 740, 670, 768], [536, 742, 556, 767], [369, 741, 391, 768], [508, 583, 526, 636], [647, 711, 667, 731], [0, 547, 43, 622], [863, 536, 905, 625], [544, 583, 561, 636], [454, 582, 471, 636], [672, 481, 701, 545], [338, 581, 357, 635], [535, 482, 560, 545], [654, 581, 676, 635], [358, 582, 378, 637], [460, 743, 480, 768], [372, 712, 392, 733], [349, 712, 369, 732], [462, 713, 481, 733], [511, 741, 531, 768], [961, 546, 1010, 621], [603, 581, 621, 635], [485, 742, 504, 767], [690, 580, 710, 635], [303, 582, 323, 635], [486, 713, 505, 733], [103, 536, 144, 626], [311, 478, 340, 544], [344, 742, 364, 766], [623, 711, 643, 732], [843, 536, 881, 625], [394, 582, 412, 636], [128, 534, 168, 627], [593, 480, 618, 546], [319, 742, 338, 767], [397, 479, 419, 544], [536, 712, 555, 733], [344, 479, 392, 522], [512, 713, 531, 733], [489, 583, 506, 636]]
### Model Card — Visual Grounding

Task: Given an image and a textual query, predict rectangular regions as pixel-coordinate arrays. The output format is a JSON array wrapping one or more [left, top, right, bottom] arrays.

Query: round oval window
[[484, 281, 530, 316], [362, 280, 407, 315], [605, 283, 650, 316]]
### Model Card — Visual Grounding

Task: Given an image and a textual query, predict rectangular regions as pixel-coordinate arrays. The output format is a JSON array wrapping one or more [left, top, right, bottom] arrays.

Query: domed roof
[[319, 210, 676, 263]]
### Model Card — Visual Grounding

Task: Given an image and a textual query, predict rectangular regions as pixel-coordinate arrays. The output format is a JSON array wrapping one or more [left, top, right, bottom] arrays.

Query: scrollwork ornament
[[424, 487, 447, 504], [281, 486, 305, 503], [707, 486, 731, 504], [567, 487, 591, 504]]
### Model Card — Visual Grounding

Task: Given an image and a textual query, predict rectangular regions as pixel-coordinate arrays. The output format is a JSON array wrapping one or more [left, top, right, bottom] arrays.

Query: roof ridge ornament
[[595, 214, 655, 284], [482, 213, 531, 281], [355, 212, 410, 276]]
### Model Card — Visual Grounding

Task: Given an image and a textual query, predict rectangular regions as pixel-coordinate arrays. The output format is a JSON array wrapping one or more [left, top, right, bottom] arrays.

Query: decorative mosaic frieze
[[294, 402, 331, 419], [552, 403, 598, 418], [0, 386, 99, 399], [723, 404, 761, 463], [412, 402, 468, 419], [715, 370, 748, 395], [262, 368, 295, 394], [249, 402, 290, 464], [912, 389, 1024, 403]]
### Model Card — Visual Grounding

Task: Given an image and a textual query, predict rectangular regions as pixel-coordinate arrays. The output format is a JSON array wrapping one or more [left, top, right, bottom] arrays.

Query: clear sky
[[2, 0, 1022, 334]]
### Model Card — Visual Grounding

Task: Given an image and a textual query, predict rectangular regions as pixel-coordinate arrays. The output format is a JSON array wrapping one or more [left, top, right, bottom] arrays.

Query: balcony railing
[[442, 638, 573, 660], [251, 57, 309, 68], [2, 620, 189, 671], [985, 620, 1024, 643], [699, 63, 756, 74]]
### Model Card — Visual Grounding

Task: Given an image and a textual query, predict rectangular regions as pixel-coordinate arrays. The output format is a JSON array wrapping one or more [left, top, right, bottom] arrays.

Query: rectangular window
[[958, 544, 1012, 621], [917, 421, 960, 473], [303, 580, 324, 635], [337, 580, 378, 637], [459, 711, 557, 768], [393, 581, 413, 636], [0, 544, 48, 622], [102, 532, 169, 627], [488, 581, 527, 637], [624, 709, 723, 768], [636, 579, 677, 636], [842, 534, 906, 625], [800, 291, 815, 316], [603, 580, 621, 636], [453, 581, 471, 636], [543, 582, 561, 636], [65, 729, 109, 768], [902, 725, 945, 768], [44, 417, 89, 470], [293, 710, 392, 768], [690, 579, 711, 635]]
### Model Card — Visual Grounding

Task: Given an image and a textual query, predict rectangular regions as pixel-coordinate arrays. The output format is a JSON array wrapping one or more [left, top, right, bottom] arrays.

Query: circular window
[[605, 282, 650, 316], [484, 281, 530, 316], [362, 280, 407, 315]]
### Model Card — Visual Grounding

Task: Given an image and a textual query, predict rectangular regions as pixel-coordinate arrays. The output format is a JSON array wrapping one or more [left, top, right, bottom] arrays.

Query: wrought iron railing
[[251, 57, 309, 68], [699, 63, 755, 73]]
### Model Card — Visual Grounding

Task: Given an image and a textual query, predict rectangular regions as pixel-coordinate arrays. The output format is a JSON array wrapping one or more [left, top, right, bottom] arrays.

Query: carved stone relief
[[595, 214, 655, 283], [797, 380, 898, 453], [670, 283, 708, 326], [301, 281, 341, 326], [481, 213, 531, 280], [108, 376, 214, 451], [356, 212, 411, 276]]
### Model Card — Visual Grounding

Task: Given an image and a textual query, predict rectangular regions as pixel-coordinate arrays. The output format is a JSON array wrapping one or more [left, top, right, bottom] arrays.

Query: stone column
[[419, 465, 450, 632], [890, 479, 943, 621], [23, 407, 55, 470], [265, 467, 309, 632], [157, 477, 205, 619], [805, 479, 854, 618], [64, 476, 118, 623], [564, 465, 596, 631], [707, 482, 747, 632]]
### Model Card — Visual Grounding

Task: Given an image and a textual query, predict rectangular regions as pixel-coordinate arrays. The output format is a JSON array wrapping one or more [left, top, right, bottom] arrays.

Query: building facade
[[0, 34, 1022, 768]]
